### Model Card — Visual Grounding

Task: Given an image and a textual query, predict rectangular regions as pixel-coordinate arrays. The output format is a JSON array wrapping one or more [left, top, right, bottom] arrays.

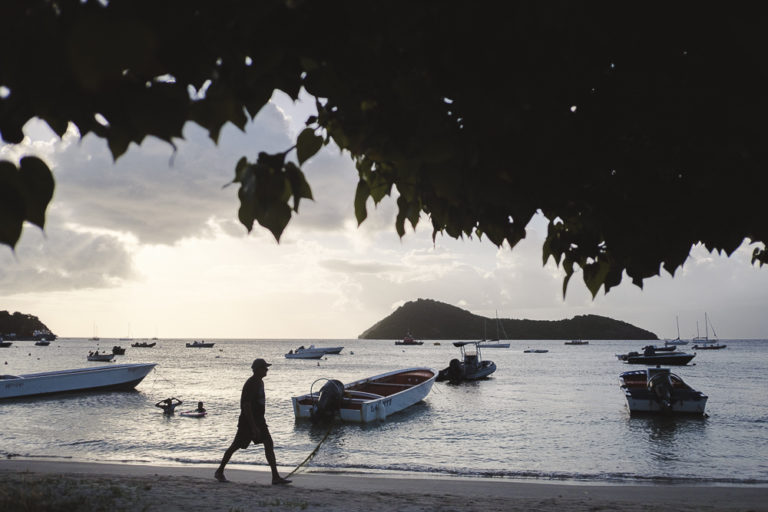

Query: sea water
[[1, 338, 767, 485]]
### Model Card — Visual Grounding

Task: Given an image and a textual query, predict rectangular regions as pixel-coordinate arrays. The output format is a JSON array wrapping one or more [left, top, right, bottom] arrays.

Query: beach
[[2, 459, 766, 511]]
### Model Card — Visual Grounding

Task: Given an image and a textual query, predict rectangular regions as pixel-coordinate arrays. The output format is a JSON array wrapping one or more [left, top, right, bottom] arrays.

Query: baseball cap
[[251, 358, 272, 369]]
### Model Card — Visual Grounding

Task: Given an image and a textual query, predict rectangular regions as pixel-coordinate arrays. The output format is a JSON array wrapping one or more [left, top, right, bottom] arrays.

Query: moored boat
[[619, 367, 708, 414], [34, 340, 51, 346], [524, 349, 549, 353], [616, 348, 695, 366], [0, 363, 156, 399], [131, 341, 156, 348], [564, 340, 589, 345], [87, 351, 114, 362], [285, 350, 325, 359], [0, 339, 11, 348], [395, 331, 423, 346], [186, 340, 215, 348], [292, 367, 436, 423], [112, 346, 126, 355], [437, 342, 496, 383]]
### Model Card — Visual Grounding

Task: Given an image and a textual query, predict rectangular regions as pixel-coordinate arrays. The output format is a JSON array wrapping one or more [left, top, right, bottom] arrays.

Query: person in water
[[155, 397, 182, 415], [214, 358, 291, 485], [196, 401, 206, 413]]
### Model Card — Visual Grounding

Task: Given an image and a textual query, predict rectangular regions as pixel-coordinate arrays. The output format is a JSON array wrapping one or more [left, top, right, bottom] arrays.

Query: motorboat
[[285, 345, 326, 359], [112, 346, 126, 355], [642, 344, 677, 352], [292, 367, 436, 423], [131, 341, 156, 348], [87, 351, 114, 362], [34, 340, 51, 346], [437, 342, 496, 383], [395, 332, 423, 345], [0, 339, 11, 348], [616, 347, 695, 365], [564, 340, 589, 345], [186, 341, 215, 348], [524, 349, 549, 353], [312, 346, 344, 354], [619, 367, 708, 414], [0, 363, 156, 399]]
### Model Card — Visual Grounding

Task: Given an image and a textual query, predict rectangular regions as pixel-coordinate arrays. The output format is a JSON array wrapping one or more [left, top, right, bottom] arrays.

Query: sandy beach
[[1, 459, 766, 511]]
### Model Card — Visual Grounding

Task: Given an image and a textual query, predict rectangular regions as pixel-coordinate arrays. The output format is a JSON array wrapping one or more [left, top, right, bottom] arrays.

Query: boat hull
[[0, 363, 156, 399], [292, 367, 435, 423], [285, 352, 325, 359]]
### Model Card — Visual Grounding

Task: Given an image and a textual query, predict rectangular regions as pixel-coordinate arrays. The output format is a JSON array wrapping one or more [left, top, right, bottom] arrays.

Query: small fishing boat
[[34, 340, 51, 346], [437, 342, 496, 383], [292, 367, 436, 423], [131, 341, 156, 348], [395, 331, 423, 346], [564, 340, 589, 345], [616, 348, 695, 366], [524, 349, 549, 353], [619, 367, 708, 414], [87, 351, 114, 362], [186, 341, 215, 348], [1, 363, 156, 399], [112, 346, 126, 355]]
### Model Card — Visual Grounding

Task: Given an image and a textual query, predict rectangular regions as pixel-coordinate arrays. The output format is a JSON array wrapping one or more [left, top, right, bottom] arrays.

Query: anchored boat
[[619, 367, 708, 414], [1, 363, 156, 400], [292, 367, 436, 423]]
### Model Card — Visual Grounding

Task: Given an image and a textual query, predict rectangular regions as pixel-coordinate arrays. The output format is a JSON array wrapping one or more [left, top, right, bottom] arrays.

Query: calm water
[[1, 338, 767, 485]]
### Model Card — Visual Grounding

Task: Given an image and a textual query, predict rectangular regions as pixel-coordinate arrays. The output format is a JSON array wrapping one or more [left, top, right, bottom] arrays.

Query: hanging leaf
[[296, 128, 324, 165]]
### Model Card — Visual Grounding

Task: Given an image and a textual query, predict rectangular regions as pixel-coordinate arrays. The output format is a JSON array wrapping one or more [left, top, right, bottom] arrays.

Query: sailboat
[[692, 313, 727, 350], [89, 322, 100, 341], [664, 316, 689, 346], [478, 312, 511, 348]]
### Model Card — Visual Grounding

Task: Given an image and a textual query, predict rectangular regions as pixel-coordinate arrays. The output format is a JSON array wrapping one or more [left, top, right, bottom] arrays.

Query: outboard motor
[[447, 358, 465, 384], [311, 379, 344, 423], [648, 373, 673, 411]]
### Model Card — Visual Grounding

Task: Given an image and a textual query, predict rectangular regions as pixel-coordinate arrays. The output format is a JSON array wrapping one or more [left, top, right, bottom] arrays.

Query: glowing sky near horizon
[[2, 91, 767, 340]]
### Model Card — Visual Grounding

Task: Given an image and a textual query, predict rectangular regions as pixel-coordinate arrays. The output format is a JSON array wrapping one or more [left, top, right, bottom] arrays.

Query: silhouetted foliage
[[2, 1, 767, 295], [358, 299, 657, 340]]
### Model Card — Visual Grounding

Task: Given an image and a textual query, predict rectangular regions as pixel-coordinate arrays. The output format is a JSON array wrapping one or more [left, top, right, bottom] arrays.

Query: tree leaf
[[0, 161, 26, 247], [18, 156, 55, 229], [296, 128, 323, 165]]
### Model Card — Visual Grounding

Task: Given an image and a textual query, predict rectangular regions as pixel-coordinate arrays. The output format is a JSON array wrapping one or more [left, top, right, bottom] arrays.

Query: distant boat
[[395, 331, 423, 346], [664, 316, 689, 346], [186, 341, 215, 348], [619, 367, 708, 415], [437, 342, 496, 383], [89, 322, 99, 341], [34, 340, 51, 346], [691, 313, 727, 350], [131, 341, 156, 348], [564, 340, 589, 345], [87, 351, 114, 362], [285, 345, 327, 359], [524, 349, 549, 353], [478, 312, 511, 348], [112, 346, 126, 355], [292, 367, 436, 423], [616, 348, 695, 366], [0, 363, 156, 400], [0, 338, 11, 348]]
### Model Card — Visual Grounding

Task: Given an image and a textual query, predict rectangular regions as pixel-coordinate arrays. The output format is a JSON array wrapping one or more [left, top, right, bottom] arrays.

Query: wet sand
[[1, 459, 766, 511]]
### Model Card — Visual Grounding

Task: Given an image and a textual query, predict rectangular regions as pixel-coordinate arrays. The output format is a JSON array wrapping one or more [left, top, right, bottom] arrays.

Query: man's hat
[[251, 358, 271, 369]]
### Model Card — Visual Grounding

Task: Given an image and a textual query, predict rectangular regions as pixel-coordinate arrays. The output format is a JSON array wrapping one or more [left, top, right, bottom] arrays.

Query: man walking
[[214, 358, 292, 485]]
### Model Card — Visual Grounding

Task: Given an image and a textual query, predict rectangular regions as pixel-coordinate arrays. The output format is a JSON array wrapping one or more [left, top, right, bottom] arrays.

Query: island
[[358, 299, 657, 340], [0, 311, 57, 341]]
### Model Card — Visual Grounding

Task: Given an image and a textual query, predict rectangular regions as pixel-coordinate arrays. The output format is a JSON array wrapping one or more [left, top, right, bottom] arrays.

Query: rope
[[285, 421, 335, 478]]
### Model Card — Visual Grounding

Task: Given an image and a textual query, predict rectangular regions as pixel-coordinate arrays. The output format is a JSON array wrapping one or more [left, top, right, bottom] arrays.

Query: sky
[[1, 90, 767, 340]]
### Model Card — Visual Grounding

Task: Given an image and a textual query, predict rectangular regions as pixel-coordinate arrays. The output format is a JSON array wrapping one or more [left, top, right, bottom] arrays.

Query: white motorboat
[[285, 350, 325, 359], [0, 363, 156, 399], [619, 367, 708, 414], [437, 342, 496, 383], [292, 367, 436, 423]]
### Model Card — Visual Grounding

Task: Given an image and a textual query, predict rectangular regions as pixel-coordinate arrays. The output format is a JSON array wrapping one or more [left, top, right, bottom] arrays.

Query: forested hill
[[0, 311, 57, 340], [358, 299, 657, 340]]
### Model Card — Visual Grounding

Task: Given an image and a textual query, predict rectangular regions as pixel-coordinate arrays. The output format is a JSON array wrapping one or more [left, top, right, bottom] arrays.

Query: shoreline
[[2, 459, 767, 511]]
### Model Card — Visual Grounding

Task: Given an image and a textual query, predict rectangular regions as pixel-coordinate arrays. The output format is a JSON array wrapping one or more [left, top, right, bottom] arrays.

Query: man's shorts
[[233, 418, 271, 449]]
